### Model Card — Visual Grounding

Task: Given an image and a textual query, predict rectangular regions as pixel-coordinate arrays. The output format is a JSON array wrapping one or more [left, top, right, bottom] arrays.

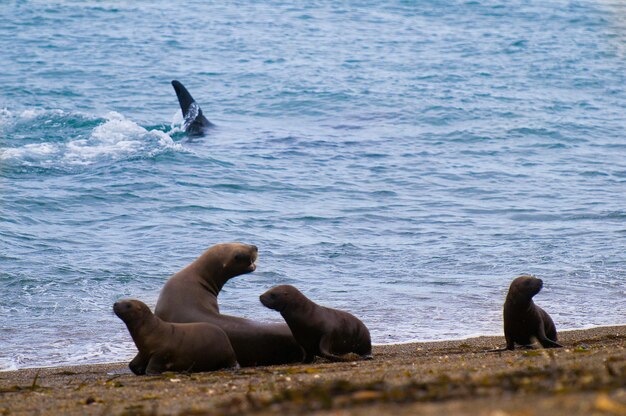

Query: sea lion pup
[[153, 243, 304, 366], [113, 299, 238, 375], [260, 285, 372, 363], [493, 275, 563, 351]]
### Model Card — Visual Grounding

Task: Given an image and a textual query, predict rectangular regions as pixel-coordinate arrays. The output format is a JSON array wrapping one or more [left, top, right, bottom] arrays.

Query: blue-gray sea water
[[1, 1, 625, 371]]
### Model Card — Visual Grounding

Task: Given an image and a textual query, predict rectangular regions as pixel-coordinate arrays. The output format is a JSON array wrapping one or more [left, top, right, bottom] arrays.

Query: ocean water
[[1, 0, 625, 371]]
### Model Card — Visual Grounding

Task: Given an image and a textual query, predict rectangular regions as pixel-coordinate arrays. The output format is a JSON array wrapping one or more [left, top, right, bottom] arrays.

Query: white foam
[[1, 111, 185, 166], [1, 142, 57, 160], [0, 108, 12, 127], [0, 358, 18, 372], [20, 108, 65, 120], [169, 110, 185, 134], [1, 108, 73, 130], [59, 340, 136, 367], [91, 111, 147, 142], [149, 128, 185, 154]]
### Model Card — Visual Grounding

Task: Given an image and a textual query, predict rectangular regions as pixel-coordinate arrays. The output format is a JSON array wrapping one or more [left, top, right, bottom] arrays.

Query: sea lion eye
[[270, 293, 276, 299]]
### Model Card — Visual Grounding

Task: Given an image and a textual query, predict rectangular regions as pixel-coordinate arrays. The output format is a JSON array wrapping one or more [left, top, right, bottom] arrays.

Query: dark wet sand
[[1, 325, 625, 415]]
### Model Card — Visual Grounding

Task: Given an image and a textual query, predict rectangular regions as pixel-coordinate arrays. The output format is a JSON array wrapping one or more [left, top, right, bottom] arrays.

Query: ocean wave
[[0, 338, 136, 372], [0, 108, 95, 131], [168, 110, 185, 135], [0, 358, 19, 372], [0, 110, 185, 169]]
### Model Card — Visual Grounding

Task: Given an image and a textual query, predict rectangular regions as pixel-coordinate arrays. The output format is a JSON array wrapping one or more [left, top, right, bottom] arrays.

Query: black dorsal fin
[[171, 80, 213, 136]]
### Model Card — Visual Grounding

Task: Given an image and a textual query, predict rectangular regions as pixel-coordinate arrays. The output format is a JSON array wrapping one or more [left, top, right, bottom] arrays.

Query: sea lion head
[[507, 275, 543, 301], [113, 299, 153, 325], [260, 285, 301, 312], [202, 242, 258, 280]]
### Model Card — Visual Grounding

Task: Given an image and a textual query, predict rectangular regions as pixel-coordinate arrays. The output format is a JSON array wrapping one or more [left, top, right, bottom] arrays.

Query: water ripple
[[1, 0, 625, 370]]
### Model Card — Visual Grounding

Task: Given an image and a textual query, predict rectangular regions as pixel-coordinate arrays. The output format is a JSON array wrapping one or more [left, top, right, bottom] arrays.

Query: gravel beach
[[1, 325, 624, 415]]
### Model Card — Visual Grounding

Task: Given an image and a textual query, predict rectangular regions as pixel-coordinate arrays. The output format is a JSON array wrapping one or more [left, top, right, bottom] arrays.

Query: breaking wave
[[0, 110, 185, 170]]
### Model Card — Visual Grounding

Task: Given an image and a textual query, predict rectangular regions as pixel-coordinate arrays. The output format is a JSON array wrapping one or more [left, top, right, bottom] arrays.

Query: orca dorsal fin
[[171, 80, 213, 136]]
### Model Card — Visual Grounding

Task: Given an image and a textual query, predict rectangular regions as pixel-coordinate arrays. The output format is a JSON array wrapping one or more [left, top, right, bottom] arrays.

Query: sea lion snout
[[221, 243, 258, 274], [113, 299, 150, 322], [198, 243, 260, 280], [260, 286, 294, 312], [113, 300, 131, 317], [259, 290, 279, 310], [259, 293, 271, 307], [235, 246, 258, 272], [528, 277, 543, 294], [246, 245, 258, 271]]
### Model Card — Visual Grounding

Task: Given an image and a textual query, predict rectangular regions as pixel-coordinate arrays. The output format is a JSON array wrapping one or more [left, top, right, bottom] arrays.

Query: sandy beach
[[1, 325, 624, 415]]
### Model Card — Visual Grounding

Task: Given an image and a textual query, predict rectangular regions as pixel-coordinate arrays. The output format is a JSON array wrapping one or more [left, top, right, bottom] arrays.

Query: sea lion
[[260, 285, 372, 363], [498, 275, 563, 350], [153, 243, 304, 366], [171, 80, 213, 136], [113, 299, 238, 375]]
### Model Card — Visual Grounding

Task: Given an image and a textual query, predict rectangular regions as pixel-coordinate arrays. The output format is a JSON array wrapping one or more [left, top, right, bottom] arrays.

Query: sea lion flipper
[[303, 352, 315, 364], [319, 351, 349, 362], [129, 351, 149, 375], [537, 335, 563, 348], [539, 307, 559, 342], [504, 331, 515, 350], [318, 335, 351, 362], [536, 320, 563, 348], [542, 339, 563, 348], [145, 353, 168, 375]]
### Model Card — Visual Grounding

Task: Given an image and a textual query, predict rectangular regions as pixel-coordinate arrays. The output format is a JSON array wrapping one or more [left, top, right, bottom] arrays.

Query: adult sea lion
[[114, 299, 238, 375], [260, 285, 372, 363], [171, 80, 213, 136], [154, 243, 304, 366], [497, 275, 563, 350]]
